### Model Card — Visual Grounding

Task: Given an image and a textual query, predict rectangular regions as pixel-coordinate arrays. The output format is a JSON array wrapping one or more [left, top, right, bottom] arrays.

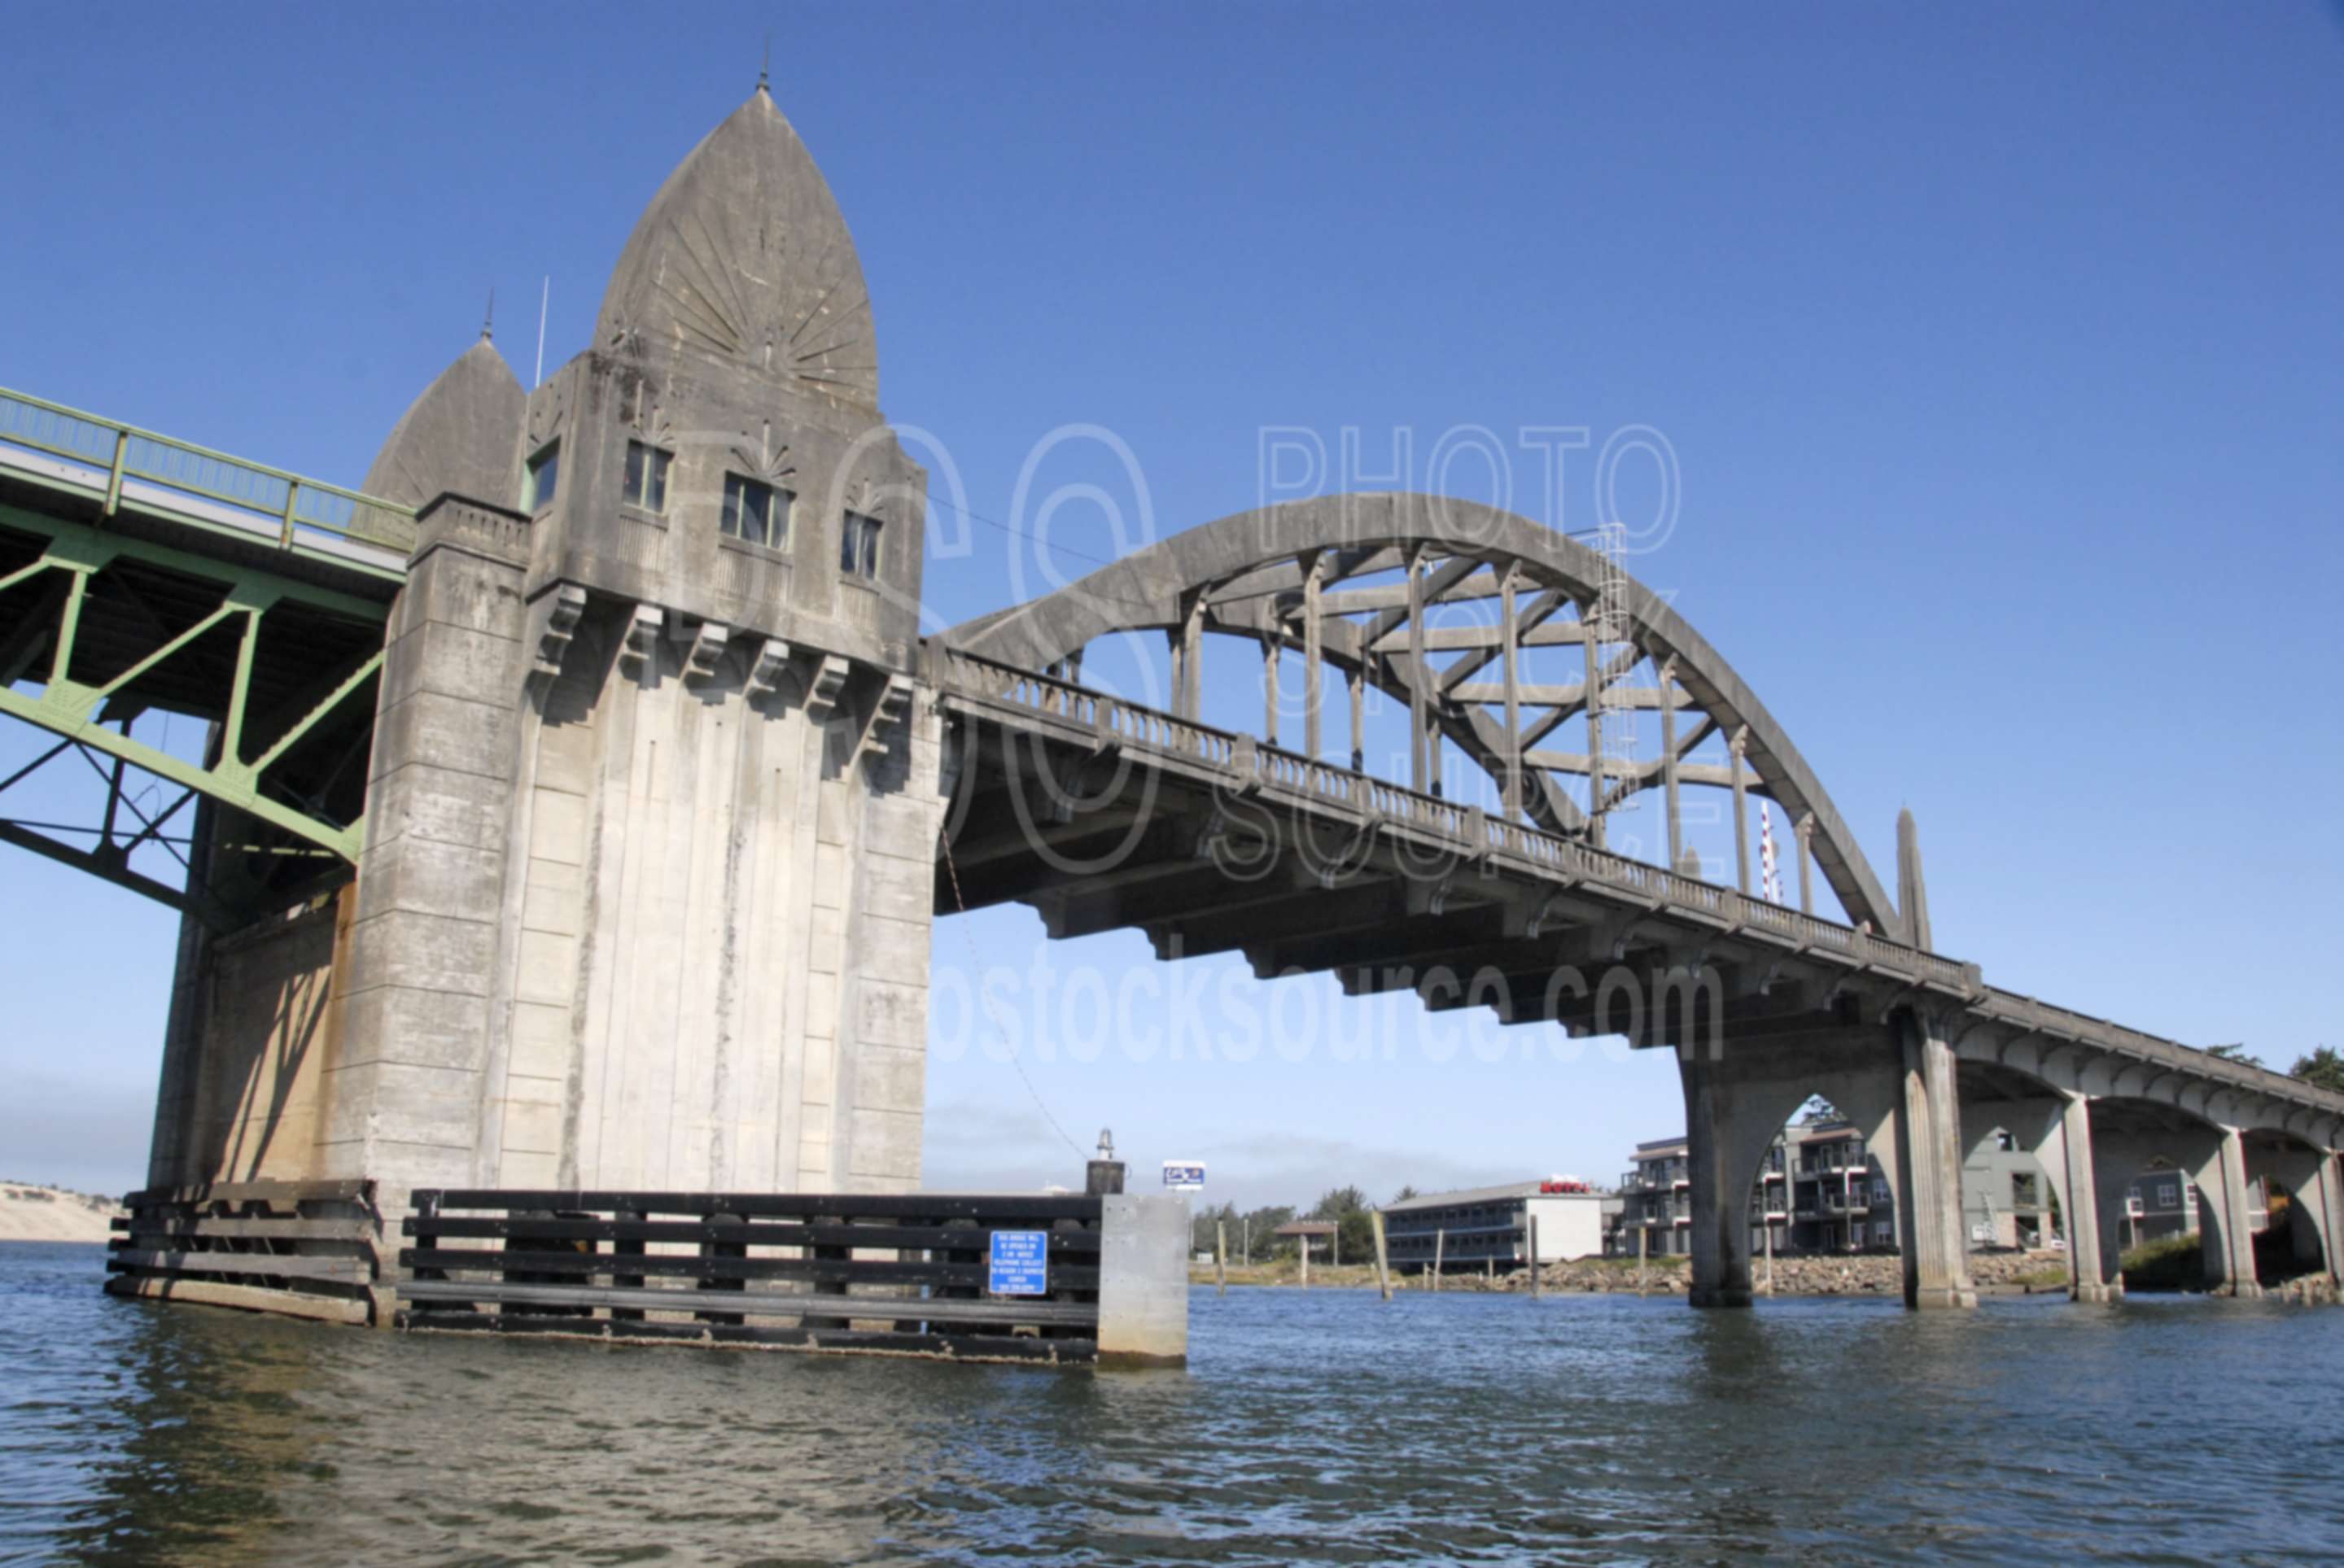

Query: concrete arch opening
[[2084, 1098, 2264, 1298], [1951, 1055, 2103, 1298], [1675, 1020, 1965, 1311], [2241, 1128, 2342, 1286], [1726, 1092, 1901, 1282]]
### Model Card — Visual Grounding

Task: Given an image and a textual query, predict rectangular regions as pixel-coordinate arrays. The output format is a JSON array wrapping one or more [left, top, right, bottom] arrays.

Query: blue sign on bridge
[[988, 1230, 1049, 1296]]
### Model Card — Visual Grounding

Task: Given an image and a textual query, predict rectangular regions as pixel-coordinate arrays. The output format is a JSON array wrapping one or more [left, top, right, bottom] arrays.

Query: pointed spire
[[1896, 806, 1932, 950], [758, 34, 771, 94], [481, 286, 496, 343], [362, 333, 525, 511], [597, 81, 880, 408]]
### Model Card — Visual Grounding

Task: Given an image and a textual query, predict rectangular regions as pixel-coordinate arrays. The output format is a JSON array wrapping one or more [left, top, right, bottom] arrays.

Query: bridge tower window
[[623, 440, 671, 513], [722, 473, 789, 548], [526, 442, 561, 513], [842, 510, 882, 579]]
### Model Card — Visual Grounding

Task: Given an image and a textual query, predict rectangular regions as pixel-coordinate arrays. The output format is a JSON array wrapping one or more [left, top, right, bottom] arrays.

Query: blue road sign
[[988, 1230, 1049, 1295]]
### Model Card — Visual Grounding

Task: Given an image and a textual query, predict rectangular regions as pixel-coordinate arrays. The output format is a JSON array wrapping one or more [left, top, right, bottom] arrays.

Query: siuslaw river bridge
[[2, 84, 2337, 1359]]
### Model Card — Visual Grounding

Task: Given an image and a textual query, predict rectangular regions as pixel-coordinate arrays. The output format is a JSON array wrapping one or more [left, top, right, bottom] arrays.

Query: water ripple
[[4, 1245, 2343, 1563]]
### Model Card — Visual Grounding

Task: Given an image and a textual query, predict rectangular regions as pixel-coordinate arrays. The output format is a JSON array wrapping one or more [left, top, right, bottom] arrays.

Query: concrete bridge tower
[[146, 85, 942, 1218]]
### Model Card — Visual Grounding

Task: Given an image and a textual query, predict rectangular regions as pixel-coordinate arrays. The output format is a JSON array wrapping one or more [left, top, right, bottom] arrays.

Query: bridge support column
[[1677, 1026, 1910, 1308], [1679, 1050, 1753, 1308], [144, 853, 352, 1192], [1894, 1011, 1976, 1309], [2209, 1126, 2264, 1298], [2324, 1151, 2344, 1286], [2055, 1094, 2116, 1303], [2325, 1151, 2344, 1286]]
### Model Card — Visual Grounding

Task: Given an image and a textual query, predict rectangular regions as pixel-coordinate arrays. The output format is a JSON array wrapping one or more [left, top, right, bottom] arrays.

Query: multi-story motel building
[[1379, 1181, 1621, 1274], [1616, 1123, 1894, 1259], [1619, 1124, 2270, 1257], [2110, 1164, 2267, 1251]]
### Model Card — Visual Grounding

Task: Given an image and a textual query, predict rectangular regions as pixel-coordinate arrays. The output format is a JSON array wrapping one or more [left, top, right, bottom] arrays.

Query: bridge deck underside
[[935, 675, 2344, 1140], [942, 718, 1882, 1051]]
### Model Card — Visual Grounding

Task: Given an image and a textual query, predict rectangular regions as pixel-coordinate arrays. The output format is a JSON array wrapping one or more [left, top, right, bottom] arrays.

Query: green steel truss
[[0, 734, 244, 928], [0, 384, 418, 924], [0, 507, 391, 921]]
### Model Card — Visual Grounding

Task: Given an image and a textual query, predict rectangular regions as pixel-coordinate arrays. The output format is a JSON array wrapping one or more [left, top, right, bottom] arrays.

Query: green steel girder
[[0, 736, 246, 928], [0, 509, 388, 864], [0, 504, 391, 618]]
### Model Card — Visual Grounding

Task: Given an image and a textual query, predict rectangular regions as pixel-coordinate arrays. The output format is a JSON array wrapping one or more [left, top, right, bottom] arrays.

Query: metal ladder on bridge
[[1585, 521, 1639, 843]]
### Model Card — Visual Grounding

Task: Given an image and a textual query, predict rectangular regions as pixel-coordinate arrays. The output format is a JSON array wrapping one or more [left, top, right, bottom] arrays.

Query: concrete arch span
[[947, 494, 1904, 937], [1711, 1058, 1906, 1276], [1668, 1020, 1963, 1309], [2240, 1127, 2344, 1284], [2081, 1094, 2272, 1297]]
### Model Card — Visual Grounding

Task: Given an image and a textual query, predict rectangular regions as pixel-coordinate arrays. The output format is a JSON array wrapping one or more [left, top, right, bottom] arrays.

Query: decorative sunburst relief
[[609, 203, 878, 408], [624, 377, 676, 448], [729, 421, 798, 487]]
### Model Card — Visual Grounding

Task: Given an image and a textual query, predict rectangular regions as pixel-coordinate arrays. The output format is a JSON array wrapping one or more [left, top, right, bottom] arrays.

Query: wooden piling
[[1529, 1214, 1542, 1299], [1371, 1210, 1393, 1301], [1433, 1227, 1444, 1291], [1638, 1224, 1648, 1296]]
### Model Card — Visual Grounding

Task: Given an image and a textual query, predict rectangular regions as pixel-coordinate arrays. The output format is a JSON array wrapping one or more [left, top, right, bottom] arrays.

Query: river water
[[5, 1243, 2341, 1565]]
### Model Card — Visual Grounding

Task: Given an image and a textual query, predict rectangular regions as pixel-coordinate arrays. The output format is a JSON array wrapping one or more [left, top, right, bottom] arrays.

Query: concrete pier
[[142, 86, 944, 1285]]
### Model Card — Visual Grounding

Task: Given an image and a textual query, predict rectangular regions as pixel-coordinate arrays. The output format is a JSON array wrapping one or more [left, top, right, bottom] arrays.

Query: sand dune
[[0, 1184, 124, 1243]]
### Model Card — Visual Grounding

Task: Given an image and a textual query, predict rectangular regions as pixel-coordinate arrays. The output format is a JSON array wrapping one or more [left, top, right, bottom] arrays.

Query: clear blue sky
[[1, 4, 2337, 1203]]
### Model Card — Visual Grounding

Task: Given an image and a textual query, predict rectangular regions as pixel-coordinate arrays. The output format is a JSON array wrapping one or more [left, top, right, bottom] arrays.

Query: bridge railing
[[1104, 697, 1235, 767], [0, 385, 417, 553]]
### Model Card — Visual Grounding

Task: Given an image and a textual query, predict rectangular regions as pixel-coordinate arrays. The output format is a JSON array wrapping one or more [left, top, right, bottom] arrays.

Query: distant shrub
[[2119, 1232, 2202, 1291]]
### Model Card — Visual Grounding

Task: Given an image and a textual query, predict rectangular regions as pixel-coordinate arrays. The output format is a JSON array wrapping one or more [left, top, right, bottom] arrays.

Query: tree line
[[1186, 1183, 1420, 1263], [2206, 1043, 2341, 1092]]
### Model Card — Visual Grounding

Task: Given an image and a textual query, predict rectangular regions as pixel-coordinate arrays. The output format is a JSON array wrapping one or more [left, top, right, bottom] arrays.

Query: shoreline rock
[[1191, 1250, 2074, 1297]]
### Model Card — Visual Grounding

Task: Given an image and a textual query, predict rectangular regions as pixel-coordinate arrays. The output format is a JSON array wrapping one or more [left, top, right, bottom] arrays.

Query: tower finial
[[759, 34, 770, 94], [481, 286, 495, 343]]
